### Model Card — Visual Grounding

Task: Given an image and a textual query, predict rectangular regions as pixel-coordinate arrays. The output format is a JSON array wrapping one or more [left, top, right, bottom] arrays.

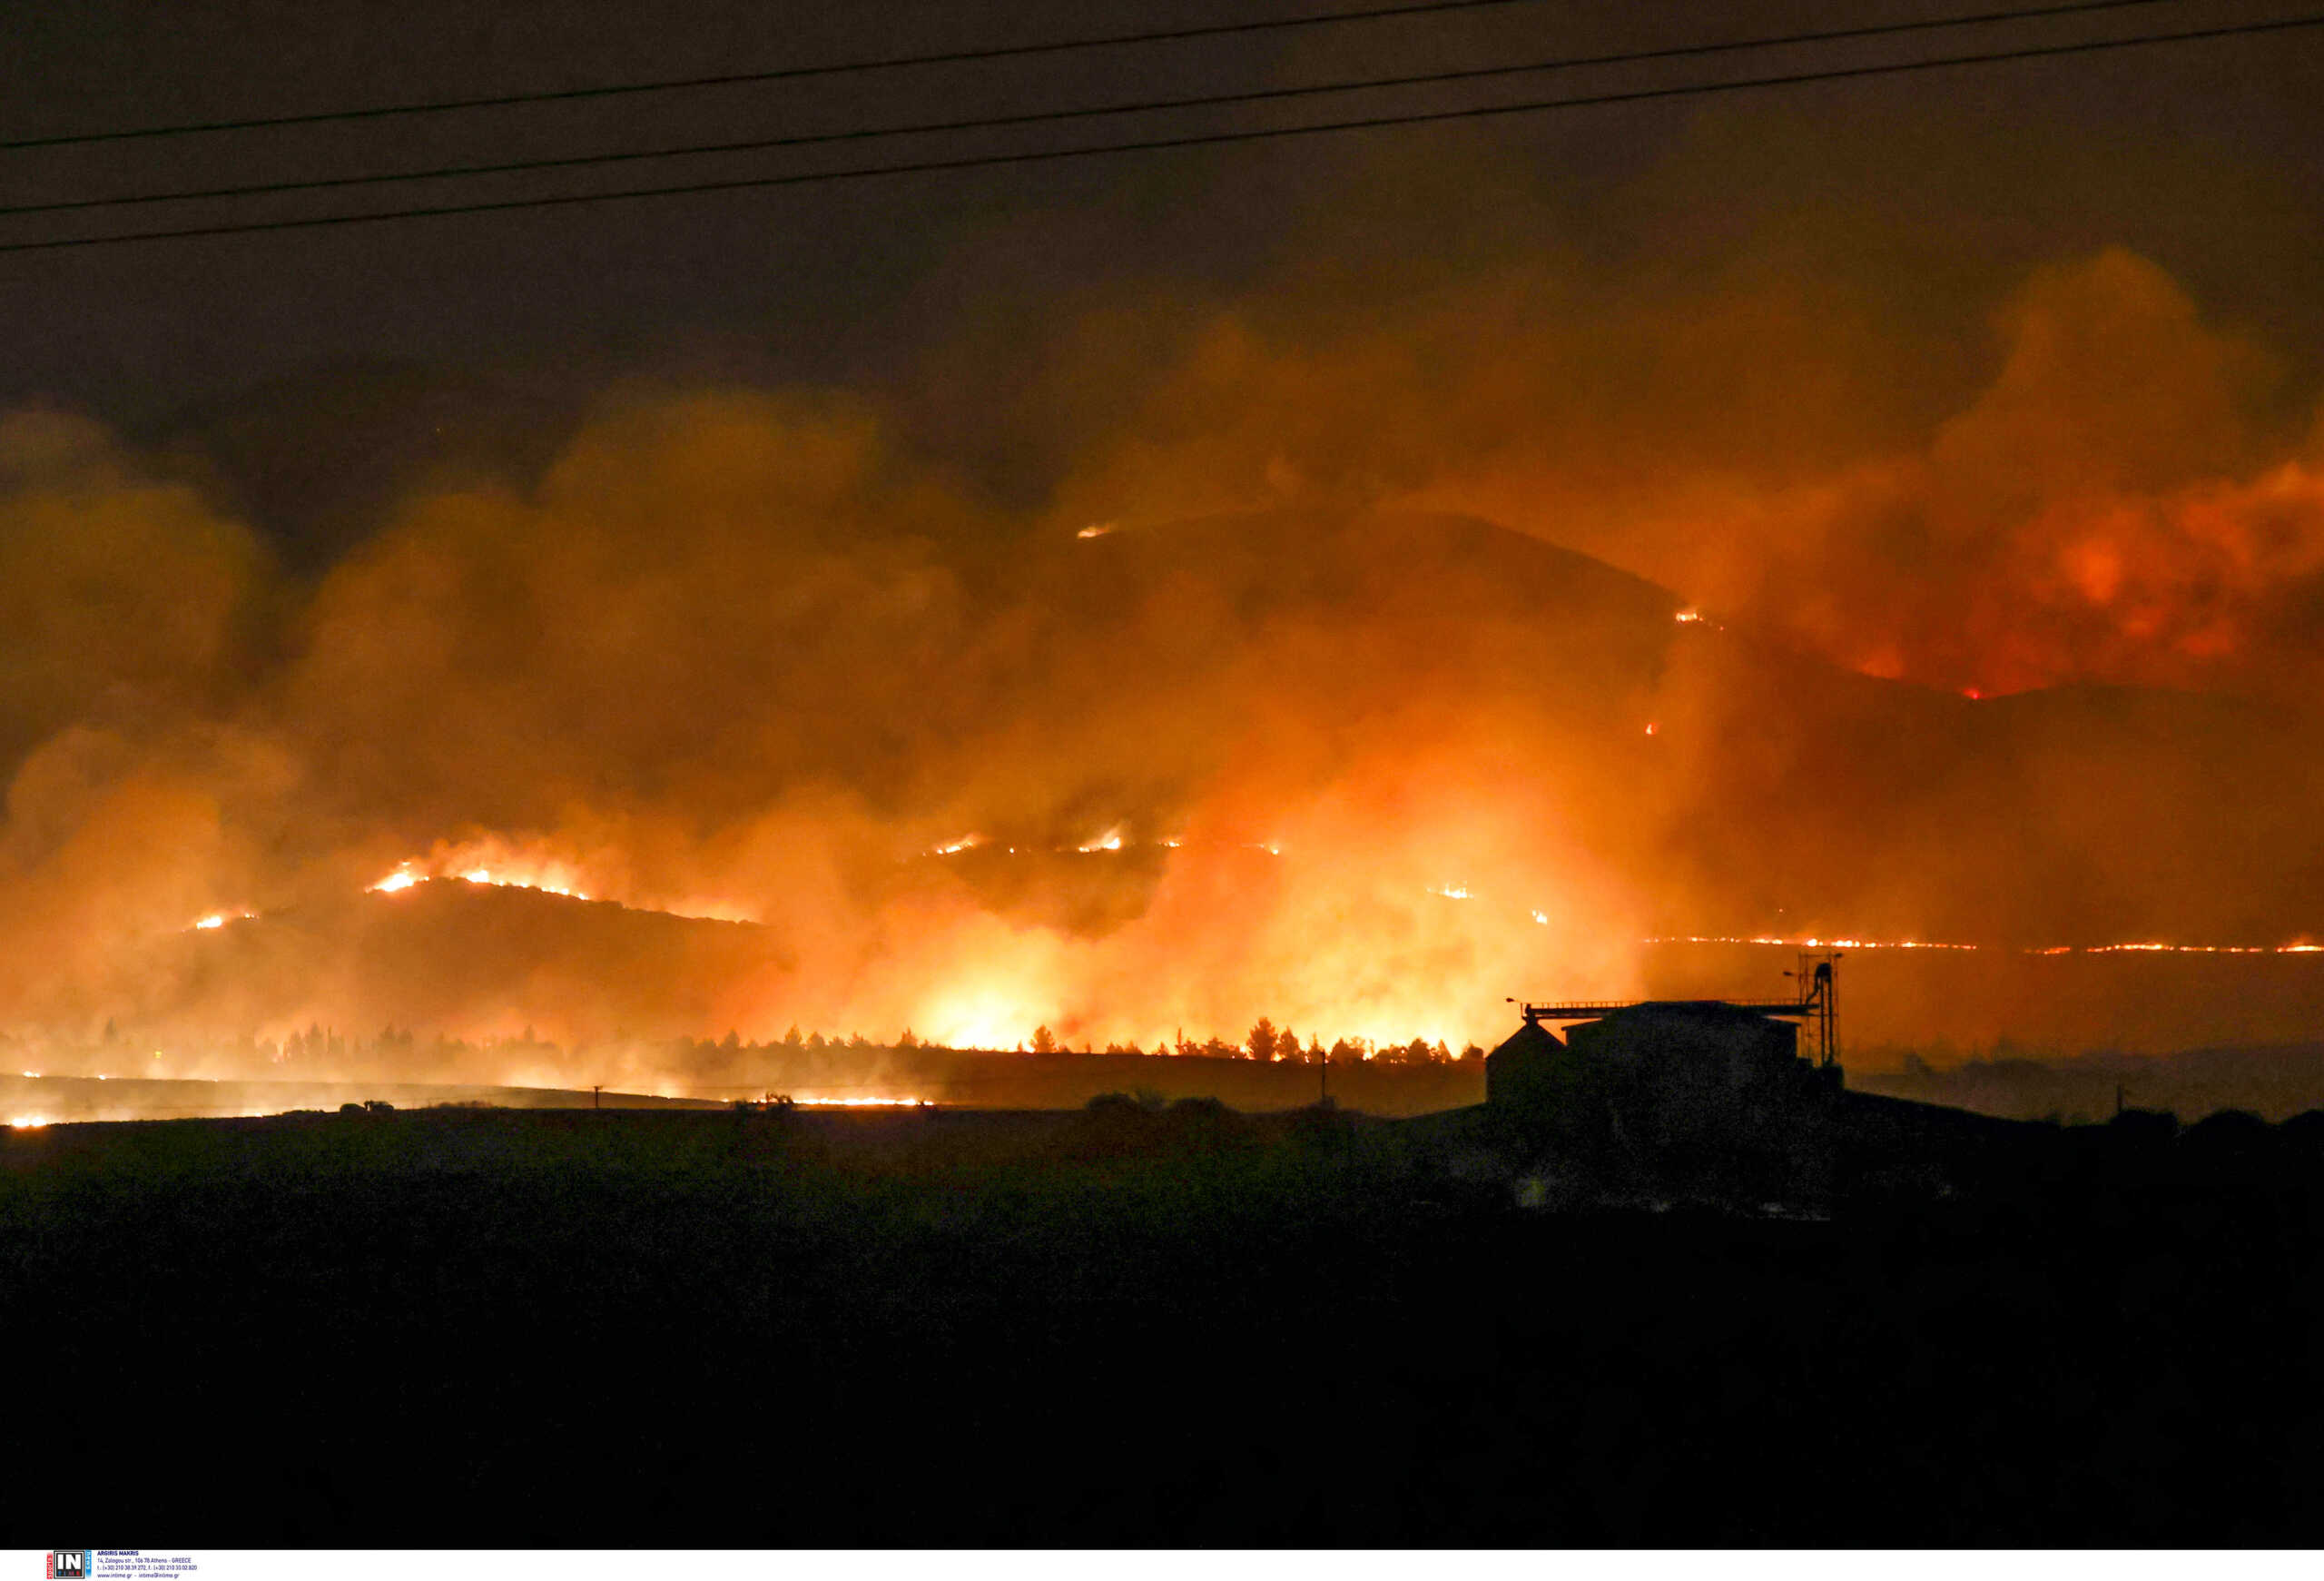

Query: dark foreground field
[[5, 1102, 2320, 1545]]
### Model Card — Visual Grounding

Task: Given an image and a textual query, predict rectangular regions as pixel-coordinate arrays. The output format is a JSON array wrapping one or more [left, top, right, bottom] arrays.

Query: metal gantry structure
[[1510, 948, 1843, 1067]]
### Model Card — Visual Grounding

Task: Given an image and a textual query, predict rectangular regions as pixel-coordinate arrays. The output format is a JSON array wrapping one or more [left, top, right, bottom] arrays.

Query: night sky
[[10, 2, 2320, 467]]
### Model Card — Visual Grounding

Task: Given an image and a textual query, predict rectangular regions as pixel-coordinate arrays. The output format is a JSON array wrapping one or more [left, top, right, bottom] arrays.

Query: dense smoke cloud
[[0, 389, 1669, 1054], [1025, 243, 2324, 698], [6, 106, 2324, 1072]]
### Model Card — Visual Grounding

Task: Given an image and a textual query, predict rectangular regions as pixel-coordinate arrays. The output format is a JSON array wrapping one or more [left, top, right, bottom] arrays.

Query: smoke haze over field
[[5, 3, 2324, 1073]]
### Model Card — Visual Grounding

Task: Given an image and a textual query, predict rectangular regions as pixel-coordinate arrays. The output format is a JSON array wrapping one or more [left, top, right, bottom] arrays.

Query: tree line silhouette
[[5, 1015, 1489, 1076]]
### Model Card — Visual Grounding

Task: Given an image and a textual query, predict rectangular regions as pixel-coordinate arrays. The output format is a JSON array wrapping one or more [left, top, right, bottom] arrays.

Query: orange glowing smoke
[[10, 242, 2324, 1074]]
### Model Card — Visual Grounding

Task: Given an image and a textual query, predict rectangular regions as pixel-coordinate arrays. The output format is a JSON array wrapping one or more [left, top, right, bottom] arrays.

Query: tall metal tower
[[1793, 950, 1841, 1068]]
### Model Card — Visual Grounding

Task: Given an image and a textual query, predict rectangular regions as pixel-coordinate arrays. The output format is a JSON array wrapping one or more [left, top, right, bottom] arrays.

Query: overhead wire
[[0, 0, 2194, 222], [0, 0, 1553, 151], [3, 6, 2319, 256]]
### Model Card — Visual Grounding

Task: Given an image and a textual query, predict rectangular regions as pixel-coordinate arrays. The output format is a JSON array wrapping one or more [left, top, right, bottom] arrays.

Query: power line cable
[[0, 0, 2187, 222], [0, 0, 1552, 152], [5, 8, 2318, 257]]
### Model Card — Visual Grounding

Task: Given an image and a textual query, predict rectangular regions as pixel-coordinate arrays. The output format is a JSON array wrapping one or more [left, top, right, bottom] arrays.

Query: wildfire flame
[[1076, 828, 1125, 854], [1642, 934, 2324, 954], [792, 1096, 933, 1107], [362, 835, 750, 920], [188, 911, 256, 932]]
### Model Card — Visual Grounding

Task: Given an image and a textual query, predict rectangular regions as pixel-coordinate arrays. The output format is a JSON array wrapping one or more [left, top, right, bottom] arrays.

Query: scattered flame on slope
[[369, 839, 589, 900], [1429, 885, 1472, 900], [9, 1115, 49, 1128], [459, 866, 586, 897], [361, 836, 754, 922], [931, 835, 983, 855], [189, 911, 256, 932], [1077, 522, 1116, 539], [1076, 827, 1125, 853]]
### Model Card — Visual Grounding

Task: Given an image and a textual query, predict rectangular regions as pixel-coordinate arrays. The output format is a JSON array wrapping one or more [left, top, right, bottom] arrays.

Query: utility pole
[[592, 1083, 603, 1111]]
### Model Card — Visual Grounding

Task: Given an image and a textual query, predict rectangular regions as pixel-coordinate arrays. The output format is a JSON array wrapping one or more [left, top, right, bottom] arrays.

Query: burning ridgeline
[[1486, 953, 1844, 1164]]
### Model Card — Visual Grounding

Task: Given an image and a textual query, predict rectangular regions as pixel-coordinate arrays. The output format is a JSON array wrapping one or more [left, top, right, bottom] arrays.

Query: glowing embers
[[188, 910, 256, 931], [2076, 943, 2309, 955], [1646, 934, 2324, 955], [793, 1096, 933, 1108], [1643, 934, 1984, 951], [1428, 885, 1472, 901], [930, 830, 1210, 857]]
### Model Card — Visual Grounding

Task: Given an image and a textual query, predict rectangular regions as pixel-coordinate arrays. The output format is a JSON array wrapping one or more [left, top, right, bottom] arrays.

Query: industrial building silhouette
[[1486, 953, 1845, 1163]]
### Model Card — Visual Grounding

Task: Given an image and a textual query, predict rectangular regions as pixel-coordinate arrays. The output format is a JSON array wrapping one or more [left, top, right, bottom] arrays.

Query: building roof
[[1486, 1021, 1566, 1062]]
